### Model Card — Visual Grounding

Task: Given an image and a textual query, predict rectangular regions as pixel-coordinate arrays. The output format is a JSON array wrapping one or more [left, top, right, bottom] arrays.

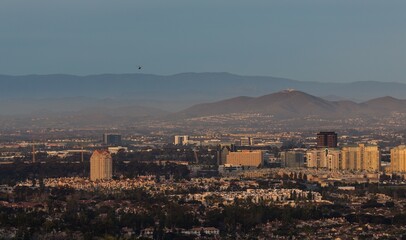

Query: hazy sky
[[1, 0, 405, 83]]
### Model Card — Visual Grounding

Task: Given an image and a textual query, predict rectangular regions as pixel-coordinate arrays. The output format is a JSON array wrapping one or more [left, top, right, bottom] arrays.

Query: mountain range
[[0, 88, 405, 129], [1, 72, 406, 115], [179, 90, 406, 119]]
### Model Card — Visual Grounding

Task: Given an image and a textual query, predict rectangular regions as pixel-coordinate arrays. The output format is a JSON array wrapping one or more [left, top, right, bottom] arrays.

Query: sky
[[0, 0, 405, 83]]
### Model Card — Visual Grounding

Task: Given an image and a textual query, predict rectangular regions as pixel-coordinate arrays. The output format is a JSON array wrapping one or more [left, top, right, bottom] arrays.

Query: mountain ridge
[[1, 72, 406, 114], [177, 90, 406, 119]]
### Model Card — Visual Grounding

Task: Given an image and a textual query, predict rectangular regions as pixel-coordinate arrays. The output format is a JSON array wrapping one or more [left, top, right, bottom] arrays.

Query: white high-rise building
[[90, 150, 112, 181], [341, 144, 380, 172]]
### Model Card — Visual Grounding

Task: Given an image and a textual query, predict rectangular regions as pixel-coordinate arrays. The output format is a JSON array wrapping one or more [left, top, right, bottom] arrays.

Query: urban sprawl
[[1, 130, 406, 239]]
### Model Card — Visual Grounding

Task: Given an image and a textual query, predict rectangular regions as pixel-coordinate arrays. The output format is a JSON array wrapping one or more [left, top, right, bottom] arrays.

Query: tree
[[307, 191, 313, 200]]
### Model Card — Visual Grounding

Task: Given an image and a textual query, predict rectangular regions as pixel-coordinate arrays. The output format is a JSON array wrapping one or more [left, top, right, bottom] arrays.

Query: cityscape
[[1, 121, 406, 239], [2, 0, 406, 239]]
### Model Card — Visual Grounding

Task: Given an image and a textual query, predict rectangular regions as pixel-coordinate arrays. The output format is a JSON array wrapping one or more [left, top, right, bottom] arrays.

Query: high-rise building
[[281, 151, 305, 168], [306, 149, 328, 168], [90, 150, 113, 181], [326, 149, 341, 170], [306, 148, 341, 170], [174, 135, 189, 145], [390, 145, 406, 173], [226, 150, 264, 167], [341, 144, 380, 172], [103, 133, 122, 146], [317, 132, 338, 148]]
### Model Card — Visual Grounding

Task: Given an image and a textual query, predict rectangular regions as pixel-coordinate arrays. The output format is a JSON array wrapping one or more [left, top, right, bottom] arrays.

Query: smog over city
[[1, 1, 406, 239]]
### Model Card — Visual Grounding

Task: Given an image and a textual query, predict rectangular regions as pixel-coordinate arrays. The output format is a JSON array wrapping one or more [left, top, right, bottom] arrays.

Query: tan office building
[[90, 150, 113, 181], [390, 145, 406, 173], [226, 151, 264, 167], [341, 144, 380, 172]]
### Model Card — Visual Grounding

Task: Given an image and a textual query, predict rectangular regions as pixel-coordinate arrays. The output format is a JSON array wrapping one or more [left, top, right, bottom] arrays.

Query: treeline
[[204, 199, 338, 235], [0, 161, 88, 185], [0, 158, 190, 185], [346, 213, 406, 225], [114, 161, 190, 180], [0, 188, 198, 239], [2, 186, 405, 239]]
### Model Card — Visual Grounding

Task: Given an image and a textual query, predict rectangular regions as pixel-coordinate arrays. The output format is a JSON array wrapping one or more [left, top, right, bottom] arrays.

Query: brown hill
[[361, 96, 406, 112], [178, 90, 406, 119]]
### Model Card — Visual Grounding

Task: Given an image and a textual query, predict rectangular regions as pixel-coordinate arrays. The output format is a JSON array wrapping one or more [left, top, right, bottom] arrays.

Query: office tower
[[316, 132, 338, 148], [390, 145, 406, 173], [341, 144, 380, 172], [103, 133, 122, 146], [90, 150, 112, 181], [281, 151, 305, 168], [174, 135, 189, 145], [226, 150, 264, 167]]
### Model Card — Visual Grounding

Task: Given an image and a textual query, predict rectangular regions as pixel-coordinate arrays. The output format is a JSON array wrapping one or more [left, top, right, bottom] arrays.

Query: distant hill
[[361, 96, 406, 112], [1, 72, 406, 114], [1, 88, 406, 129], [178, 90, 406, 119]]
